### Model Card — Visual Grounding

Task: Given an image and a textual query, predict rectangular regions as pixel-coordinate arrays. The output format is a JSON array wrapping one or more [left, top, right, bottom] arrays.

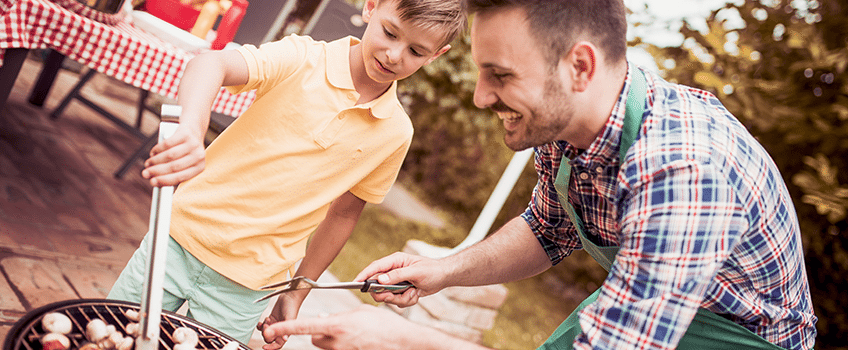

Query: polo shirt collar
[[326, 36, 402, 120]]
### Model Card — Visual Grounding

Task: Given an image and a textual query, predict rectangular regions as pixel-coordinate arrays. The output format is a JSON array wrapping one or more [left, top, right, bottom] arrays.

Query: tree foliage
[[631, 0, 847, 346]]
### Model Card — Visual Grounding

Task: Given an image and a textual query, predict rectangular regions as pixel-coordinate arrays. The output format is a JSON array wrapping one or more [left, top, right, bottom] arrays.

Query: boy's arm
[[143, 49, 249, 187], [296, 190, 367, 284], [260, 191, 366, 349]]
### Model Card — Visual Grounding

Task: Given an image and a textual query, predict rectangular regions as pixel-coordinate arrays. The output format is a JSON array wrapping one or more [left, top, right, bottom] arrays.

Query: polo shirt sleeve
[[349, 136, 412, 204], [226, 34, 311, 96]]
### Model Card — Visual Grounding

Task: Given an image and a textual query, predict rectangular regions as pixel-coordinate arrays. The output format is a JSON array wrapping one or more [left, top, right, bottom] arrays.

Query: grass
[[328, 206, 603, 349]]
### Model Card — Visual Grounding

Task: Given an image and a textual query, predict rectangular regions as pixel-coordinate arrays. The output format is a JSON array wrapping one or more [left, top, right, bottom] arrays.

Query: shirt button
[[347, 92, 357, 100], [579, 172, 590, 180], [595, 167, 603, 174], [338, 114, 345, 120]]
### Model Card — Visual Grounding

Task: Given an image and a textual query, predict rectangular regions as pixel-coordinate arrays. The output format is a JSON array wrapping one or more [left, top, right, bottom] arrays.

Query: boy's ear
[[424, 44, 451, 65], [362, 0, 378, 22]]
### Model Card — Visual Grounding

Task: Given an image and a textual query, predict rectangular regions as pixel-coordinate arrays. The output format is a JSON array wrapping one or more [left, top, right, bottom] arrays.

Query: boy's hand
[[257, 289, 309, 350], [354, 252, 445, 308], [142, 125, 205, 187]]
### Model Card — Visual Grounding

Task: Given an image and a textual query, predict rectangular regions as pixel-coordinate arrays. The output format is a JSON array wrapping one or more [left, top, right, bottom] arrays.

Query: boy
[[107, 0, 465, 346]]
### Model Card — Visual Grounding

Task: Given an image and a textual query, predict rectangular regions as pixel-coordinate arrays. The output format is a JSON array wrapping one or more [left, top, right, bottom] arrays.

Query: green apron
[[537, 70, 787, 350]]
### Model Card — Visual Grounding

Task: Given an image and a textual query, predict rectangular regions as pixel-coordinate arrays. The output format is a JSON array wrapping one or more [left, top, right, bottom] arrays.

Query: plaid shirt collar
[[555, 63, 640, 175]]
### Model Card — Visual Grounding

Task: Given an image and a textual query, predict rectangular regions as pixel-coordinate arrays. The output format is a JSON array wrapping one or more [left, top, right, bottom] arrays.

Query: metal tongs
[[254, 276, 413, 303], [136, 105, 182, 350]]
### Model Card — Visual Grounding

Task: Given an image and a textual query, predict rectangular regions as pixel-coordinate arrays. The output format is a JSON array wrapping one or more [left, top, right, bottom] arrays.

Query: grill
[[4, 113, 239, 350], [3, 299, 248, 350]]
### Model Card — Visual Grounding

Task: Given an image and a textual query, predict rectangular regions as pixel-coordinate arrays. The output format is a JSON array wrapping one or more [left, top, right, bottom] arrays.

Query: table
[[0, 0, 255, 119]]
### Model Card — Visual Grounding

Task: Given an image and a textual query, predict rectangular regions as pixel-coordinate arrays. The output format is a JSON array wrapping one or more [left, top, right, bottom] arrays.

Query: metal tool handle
[[137, 105, 181, 350], [361, 280, 413, 294]]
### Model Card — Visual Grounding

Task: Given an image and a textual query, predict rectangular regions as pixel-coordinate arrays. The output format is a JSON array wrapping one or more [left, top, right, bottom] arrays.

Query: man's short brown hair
[[465, 0, 627, 65]]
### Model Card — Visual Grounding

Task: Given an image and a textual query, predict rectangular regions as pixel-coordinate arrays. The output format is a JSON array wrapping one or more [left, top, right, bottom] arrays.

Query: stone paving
[[0, 53, 401, 350]]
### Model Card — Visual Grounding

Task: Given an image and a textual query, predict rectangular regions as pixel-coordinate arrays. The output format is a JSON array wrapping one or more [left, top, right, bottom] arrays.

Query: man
[[263, 0, 818, 349]]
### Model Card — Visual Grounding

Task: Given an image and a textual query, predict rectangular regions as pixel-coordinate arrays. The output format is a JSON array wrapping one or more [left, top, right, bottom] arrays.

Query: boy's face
[[359, 0, 451, 83]]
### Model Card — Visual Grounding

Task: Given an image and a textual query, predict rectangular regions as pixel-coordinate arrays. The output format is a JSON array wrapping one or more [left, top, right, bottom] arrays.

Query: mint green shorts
[[108, 232, 271, 344]]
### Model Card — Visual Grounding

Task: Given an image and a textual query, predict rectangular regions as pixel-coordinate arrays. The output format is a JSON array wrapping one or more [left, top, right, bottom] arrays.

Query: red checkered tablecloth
[[0, 0, 254, 117]]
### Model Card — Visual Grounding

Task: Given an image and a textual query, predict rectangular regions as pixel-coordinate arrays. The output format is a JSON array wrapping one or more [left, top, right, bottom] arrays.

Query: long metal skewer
[[136, 105, 181, 350]]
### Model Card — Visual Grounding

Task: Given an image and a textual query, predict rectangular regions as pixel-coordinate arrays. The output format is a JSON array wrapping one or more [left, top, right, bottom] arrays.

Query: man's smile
[[491, 101, 522, 130], [497, 110, 522, 123]]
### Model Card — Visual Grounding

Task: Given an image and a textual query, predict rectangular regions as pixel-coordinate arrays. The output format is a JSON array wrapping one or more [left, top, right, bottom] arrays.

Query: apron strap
[[552, 68, 647, 271], [620, 63, 647, 163]]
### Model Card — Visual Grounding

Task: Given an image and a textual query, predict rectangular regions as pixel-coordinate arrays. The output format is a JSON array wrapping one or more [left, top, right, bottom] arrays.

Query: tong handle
[[260, 277, 299, 290], [360, 280, 414, 294], [137, 105, 181, 350]]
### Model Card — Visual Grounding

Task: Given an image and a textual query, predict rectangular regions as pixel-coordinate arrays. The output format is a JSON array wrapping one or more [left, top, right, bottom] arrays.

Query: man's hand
[[142, 125, 206, 187], [262, 305, 489, 350], [354, 252, 448, 307], [257, 289, 309, 350]]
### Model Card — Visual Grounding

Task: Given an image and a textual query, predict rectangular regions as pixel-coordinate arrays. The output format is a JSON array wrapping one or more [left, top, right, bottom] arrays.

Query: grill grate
[[4, 300, 248, 350]]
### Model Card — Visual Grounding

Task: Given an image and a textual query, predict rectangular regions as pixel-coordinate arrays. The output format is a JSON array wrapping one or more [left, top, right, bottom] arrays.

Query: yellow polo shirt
[[169, 35, 413, 290]]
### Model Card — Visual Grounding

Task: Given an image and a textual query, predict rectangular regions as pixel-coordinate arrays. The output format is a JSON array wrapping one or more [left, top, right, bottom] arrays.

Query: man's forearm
[[443, 216, 552, 287]]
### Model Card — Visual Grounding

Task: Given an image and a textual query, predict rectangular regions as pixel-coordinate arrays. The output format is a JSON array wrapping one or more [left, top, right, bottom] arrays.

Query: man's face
[[471, 7, 575, 151]]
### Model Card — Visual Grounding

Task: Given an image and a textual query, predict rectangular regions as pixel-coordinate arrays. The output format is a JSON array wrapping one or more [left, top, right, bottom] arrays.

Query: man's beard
[[502, 75, 574, 151]]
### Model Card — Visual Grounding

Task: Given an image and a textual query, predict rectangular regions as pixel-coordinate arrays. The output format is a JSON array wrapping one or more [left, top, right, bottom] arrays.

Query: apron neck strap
[[620, 69, 647, 163], [553, 68, 647, 271]]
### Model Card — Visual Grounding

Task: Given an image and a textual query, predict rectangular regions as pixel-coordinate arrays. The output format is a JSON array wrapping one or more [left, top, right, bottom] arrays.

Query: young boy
[[107, 0, 465, 346]]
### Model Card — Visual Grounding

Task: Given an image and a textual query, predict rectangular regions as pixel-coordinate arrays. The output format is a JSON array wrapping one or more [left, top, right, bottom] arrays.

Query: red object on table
[[0, 0, 254, 116], [143, 0, 201, 32], [210, 0, 247, 50]]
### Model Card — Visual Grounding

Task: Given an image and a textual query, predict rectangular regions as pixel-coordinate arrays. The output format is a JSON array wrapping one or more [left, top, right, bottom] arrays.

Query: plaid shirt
[[521, 66, 817, 350]]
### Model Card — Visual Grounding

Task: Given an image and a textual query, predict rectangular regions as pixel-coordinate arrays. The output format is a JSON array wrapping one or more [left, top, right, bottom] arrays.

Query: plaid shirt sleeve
[[526, 68, 815, 350], [572, 80, 814, 349], [521, 144, 582, 265]]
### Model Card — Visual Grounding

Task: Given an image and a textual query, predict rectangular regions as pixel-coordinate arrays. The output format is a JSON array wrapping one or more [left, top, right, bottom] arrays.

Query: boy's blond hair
[[383, 0, 467, 47]]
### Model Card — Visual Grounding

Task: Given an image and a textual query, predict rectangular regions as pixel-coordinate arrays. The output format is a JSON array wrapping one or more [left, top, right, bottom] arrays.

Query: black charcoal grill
[[3, 299, 248, 350], [3, 108, 245, 350]]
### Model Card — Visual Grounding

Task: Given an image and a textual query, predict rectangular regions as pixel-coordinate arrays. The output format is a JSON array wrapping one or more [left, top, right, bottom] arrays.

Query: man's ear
[[565, 41, 597, 92], [424, 44, 451, 65], [362, 0, 378, 22]]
